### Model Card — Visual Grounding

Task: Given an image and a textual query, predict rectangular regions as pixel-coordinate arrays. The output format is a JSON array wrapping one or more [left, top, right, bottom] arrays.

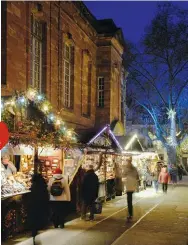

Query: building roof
[[76, 125, 123, 151], [73, 2, 126, 49]]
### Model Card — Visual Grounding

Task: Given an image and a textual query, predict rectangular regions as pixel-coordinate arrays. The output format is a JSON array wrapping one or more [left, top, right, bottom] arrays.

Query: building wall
[[95, 37, 124, 130], [1, 1, 125, 131]]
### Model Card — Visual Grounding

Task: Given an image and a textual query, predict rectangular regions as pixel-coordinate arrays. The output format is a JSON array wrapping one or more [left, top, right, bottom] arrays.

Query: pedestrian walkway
[[2, 181, 188, 245]]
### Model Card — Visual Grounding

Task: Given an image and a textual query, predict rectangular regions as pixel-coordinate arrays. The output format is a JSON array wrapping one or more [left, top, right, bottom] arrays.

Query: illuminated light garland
[[66, 130, 72, 137], [42, 104, 49, 112], [37, 94, 43, 101], [48, 113, 55, 121], [18, 96, 26, 105], [2, 87, 77, 145], [10, 100, 15, 106], [55, 119, 61, 126]]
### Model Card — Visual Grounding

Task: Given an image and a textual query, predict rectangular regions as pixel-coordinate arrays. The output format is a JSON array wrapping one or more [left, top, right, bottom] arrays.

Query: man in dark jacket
[[81, 165, 99, 221]]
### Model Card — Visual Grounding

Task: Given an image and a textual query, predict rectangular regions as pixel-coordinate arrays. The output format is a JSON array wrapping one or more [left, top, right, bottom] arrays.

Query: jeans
[[153, 180, 159, 192], [162, 183, 168, 193], [81, 201, 95, 220], [127, 192, 133, 217]]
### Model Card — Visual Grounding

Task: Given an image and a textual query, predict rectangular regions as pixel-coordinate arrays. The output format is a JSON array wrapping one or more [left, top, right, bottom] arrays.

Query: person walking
[[48, 168, 71, 228], [158, 167, 170, 193], [122, 157, 139, 221], [152, 164, 160, 193], [171, 165, 178, 184], [81, 165, 99, 221], [28, 174, 49, 245], [177, 164, 183, 181]]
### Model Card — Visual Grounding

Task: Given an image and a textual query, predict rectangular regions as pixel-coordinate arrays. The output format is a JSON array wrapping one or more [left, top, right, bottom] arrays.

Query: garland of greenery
[[1, 88, 76, 148]]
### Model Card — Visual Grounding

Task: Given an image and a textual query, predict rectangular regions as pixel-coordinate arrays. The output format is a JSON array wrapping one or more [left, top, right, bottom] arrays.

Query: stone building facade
[[1, 1, 126, 132]]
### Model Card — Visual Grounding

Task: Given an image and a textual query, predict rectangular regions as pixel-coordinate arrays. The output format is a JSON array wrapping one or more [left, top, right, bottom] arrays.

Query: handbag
[[94, 201, 102, 214]]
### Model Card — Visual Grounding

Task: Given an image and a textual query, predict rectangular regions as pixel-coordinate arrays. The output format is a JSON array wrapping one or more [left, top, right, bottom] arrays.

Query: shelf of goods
[[1, 152, 34, 241], [39, 156, 60, 181], [64, 149, 83, 184], [1, 155, 33, 199]]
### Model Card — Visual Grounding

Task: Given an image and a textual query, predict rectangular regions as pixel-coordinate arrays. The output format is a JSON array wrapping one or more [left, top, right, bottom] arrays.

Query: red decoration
[[0, 122, 9, 150]]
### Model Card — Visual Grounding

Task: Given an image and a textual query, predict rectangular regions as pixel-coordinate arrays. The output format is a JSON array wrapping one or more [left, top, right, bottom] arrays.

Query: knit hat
[[53, 168, 62, 175]]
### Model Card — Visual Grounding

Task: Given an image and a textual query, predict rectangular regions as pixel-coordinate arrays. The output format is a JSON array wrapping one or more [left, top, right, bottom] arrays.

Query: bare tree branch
[[174, 79, 188, 106], [130, 65, 168, 107], [172, 60, 188, 80]]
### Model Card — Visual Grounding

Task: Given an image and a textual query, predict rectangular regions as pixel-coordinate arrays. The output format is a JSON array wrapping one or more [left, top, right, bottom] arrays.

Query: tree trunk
[[169, 112, 177, 146], [166, 145, 177, 166]]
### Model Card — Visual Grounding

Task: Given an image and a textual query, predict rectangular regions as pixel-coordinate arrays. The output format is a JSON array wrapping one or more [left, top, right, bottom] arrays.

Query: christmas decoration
[[2, 88, 77, 148]]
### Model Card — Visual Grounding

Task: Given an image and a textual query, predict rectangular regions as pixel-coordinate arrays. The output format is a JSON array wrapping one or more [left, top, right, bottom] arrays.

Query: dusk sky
[[85, 1, 188, 43]]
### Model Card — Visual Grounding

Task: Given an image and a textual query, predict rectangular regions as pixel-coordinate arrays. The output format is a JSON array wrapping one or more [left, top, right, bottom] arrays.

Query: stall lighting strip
[[88, 126, 108, 144], [88, 126, 123, 151], [109, 129, 123, 151], [124, 134, 137, 150]]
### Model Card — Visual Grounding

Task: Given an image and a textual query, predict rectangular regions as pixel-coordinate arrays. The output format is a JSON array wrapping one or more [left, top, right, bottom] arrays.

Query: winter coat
[[1, 162, 17, 177], [28, 174, 49, 237], [158, 171, 170, 184], [177, 165, 183, 175], [81, 169, 99, 204], [48, 174, 71, 201], [122, 165, 139, 192]]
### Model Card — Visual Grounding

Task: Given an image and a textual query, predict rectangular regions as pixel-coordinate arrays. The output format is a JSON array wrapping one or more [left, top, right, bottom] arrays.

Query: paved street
[[3, 178, 188, 245]]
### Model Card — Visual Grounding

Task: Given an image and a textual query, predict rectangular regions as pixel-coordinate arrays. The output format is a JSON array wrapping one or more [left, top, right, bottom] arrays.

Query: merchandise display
[[1, 169, 31, 198], [39, 156, 60, 181], [64, 149, 83, 183], [19, 155, 34, 173], [104, 154, 115, 180]]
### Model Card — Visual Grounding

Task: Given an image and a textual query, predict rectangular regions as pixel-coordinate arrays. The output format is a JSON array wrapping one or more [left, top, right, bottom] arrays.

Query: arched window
[[31, 16, 43, 92]]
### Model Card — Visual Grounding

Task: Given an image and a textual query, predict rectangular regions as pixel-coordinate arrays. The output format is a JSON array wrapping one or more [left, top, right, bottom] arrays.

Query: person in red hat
[[48, 168, 71, 228]]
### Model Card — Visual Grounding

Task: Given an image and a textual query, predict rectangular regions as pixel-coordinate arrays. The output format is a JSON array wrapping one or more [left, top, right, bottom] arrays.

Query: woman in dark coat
[[28, 174, 49, 245], [81, 165, 99, 221]]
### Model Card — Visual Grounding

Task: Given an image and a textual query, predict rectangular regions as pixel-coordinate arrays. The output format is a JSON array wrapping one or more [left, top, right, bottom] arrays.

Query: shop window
[[31, 16, 46, 93], [97, 77, 104, 108], [63, 43, 74, 109]]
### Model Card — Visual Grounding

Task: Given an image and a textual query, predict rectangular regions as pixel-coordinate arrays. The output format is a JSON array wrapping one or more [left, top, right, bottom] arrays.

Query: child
[[158, 167, 170, 193]]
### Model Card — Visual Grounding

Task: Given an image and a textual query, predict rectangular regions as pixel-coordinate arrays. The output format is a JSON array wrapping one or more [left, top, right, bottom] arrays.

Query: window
[[97, 77, 104, 107], [31, 17, 43, 92], [63, 44, 71, 108]]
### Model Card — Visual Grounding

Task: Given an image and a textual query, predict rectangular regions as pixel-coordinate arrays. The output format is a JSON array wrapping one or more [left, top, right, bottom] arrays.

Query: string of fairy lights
[[1, 88, 77, 144]]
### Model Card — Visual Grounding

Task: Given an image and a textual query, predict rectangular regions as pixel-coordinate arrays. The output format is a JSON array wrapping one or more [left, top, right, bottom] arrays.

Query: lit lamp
[[27, 89, 37, 101], [42, 104, 49, 112]]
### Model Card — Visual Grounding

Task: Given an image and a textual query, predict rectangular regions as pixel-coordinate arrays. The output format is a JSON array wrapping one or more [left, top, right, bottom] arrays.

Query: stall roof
[[116, 134, 144, 152], [76, 125, 123, 151]]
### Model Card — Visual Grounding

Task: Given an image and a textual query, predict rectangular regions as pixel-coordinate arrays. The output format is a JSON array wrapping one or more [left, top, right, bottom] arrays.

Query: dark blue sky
[[85, 1, 188, 43]]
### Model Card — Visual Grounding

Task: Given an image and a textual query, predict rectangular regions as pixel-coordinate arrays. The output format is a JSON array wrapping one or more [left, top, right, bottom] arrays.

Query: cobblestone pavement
[[2, 177, 188, 245]]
